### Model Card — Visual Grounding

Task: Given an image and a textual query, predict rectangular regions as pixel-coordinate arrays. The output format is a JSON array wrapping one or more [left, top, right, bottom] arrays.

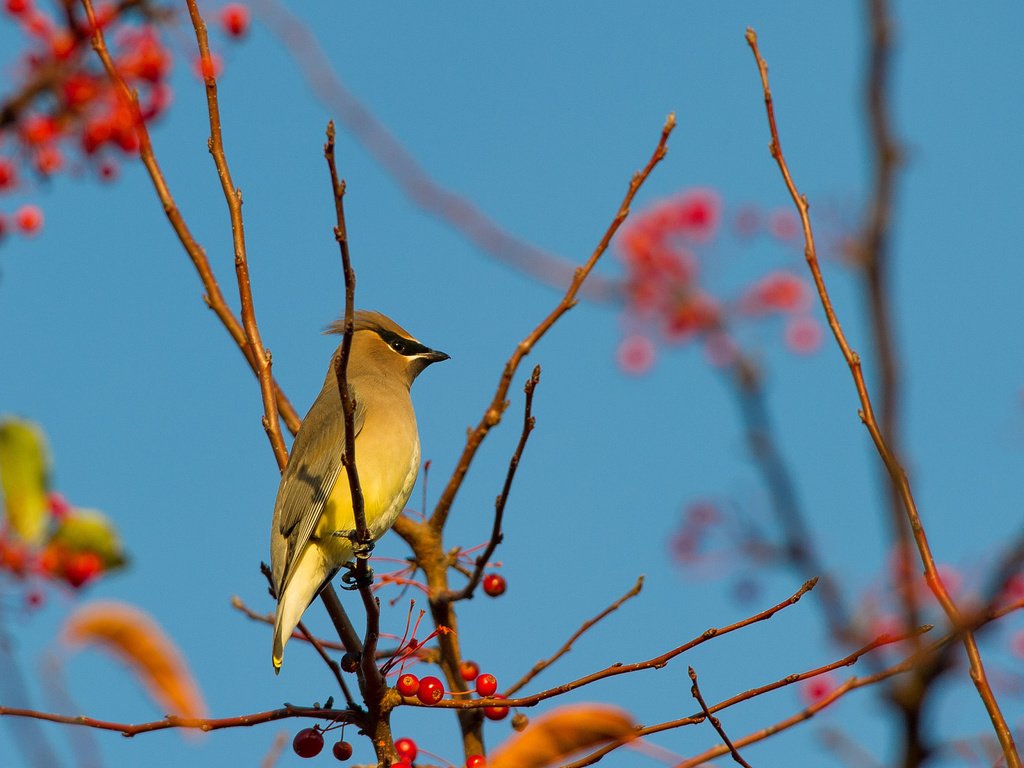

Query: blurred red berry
[[741, 271, 809, 315], [50, 32, 75, 59], [800, 674, 835, 706], [292, 727, 324, 758], [14, 205, 44, 235], [34, 145, 63, 175], [466, 756, 486, 768], [4, 0, 31, 15], [475, 673, 498, 697], [417, 675, 444, 706], [64, 552, 102, 588], [393, 763, 412, 768], [81, 119, 112, 154], [0, 540, 28, 576], [460, 660, 480, 681], [21, 114, 58, 145], [0, 158, 16, 190], [194, 53, 222, 80], [220, 3, 250, 38], [483, 695, 509, 721], [663, 293, 719, 341], [62, 73, 99, 108], [396, 673, 419, 697], [784, 315, 822, 354], [617, 334, 656, 375], [332, 740, 353, 760], [394, 737, 417, 761], [47, 492, 71, 519], [98, 162, 119, 182], [38, 544, 65, 576]]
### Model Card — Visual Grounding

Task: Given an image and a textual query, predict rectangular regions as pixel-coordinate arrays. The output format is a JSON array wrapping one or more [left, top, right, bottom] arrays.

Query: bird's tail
[[272, 550, 327, 673]]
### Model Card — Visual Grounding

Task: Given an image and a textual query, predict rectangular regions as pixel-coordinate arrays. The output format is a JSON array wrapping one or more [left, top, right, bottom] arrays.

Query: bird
[[270, 310, 448, 672]]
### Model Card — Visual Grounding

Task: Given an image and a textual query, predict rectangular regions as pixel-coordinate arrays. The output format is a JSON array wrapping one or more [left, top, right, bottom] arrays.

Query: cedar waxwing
[[270, 310, 448, 672]]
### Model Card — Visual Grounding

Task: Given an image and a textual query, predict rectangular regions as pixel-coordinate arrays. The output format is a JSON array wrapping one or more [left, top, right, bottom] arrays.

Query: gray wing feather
[[271, 372, 365, 594]]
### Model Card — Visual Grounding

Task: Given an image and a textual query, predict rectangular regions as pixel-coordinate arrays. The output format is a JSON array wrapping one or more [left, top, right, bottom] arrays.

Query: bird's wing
[[273, 379, 366, 591]]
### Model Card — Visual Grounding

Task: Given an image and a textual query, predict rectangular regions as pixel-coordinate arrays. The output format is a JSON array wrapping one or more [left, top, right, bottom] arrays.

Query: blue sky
[[1, 2, 1023, 766]]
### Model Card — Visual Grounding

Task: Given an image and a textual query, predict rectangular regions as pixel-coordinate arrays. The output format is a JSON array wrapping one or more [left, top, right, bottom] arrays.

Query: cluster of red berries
[[292, 726, 353, 761], [615, 188, 822, 374], [0, 493, 122, 595], [0, 0, 249, 243]]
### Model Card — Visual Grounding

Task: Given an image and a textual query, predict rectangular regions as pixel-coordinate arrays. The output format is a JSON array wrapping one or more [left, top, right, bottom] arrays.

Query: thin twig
[[420, 578, 817, 711], [558, 623, 928, 768], [443, 366, 541, 602], [428, 113, 676, 533], [0, 704, 358, 737], [231, 595, 346, 652], [504, 576, 644, 697], [744, 27, 1020, 768], [79, 0, 301, 436], [297, 621, 357, 710], [323, 121, 390, 762], [688, 666, 753, 768], [183, 0, 288, 471]]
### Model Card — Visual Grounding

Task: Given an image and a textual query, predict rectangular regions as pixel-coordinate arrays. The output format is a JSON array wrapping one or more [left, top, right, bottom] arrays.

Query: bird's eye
[[390, 339, 406, 354]]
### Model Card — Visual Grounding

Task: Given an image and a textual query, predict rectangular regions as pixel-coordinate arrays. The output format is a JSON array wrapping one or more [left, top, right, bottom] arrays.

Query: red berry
[[394, 737, 417, 761], [292, 727, 324, 758], [459, 660, 480, 681], [482, 573, 506, 597], [35, 145, 63, 175], [332, 740, 353, 761], [483, 695, 509, 721], [4, 0, 30, 16], [416, 675, 444, 706], [14, 205, 43, 235], [466, 756, 486, 768], [475, 673, 498, 697], [219, 3, 249, 38], [0, 158, 16, 189], [64, 551, 102, 588], [340, 652, 359, 673], [396, 673, 419, 697], [393, 763, 412, 768]]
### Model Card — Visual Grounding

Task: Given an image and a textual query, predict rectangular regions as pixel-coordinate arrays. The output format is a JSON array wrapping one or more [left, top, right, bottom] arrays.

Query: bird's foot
[[332, 528, 375, 559], [340, 560, 374, 590]]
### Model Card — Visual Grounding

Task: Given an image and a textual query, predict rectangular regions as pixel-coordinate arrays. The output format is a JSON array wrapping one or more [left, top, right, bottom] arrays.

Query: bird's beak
[[422, 348, 450, 365]]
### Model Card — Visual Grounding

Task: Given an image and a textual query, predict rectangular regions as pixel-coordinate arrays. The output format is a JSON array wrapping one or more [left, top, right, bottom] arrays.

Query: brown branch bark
[[504, 576, 644, 697], [184, 0, 288, 471], [79, 0, 301, 437], [744, 27, 1020, 768]]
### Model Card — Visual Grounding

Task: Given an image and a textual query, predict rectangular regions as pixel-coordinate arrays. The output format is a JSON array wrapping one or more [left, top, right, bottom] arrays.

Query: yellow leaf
[[489, 704, 637, 768], [0, 417, 51, 545], [63, 601, 206, 720]]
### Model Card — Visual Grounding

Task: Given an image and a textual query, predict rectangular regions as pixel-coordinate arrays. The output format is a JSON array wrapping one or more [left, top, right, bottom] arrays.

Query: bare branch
[[183, 0, 288, 471], [429, 113, 676, 532], [744, 28, 1020, 768]]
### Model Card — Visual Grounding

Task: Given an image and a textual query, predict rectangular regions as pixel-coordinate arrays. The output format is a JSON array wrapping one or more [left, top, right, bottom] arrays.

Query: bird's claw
[[340, 561, 374, 590]]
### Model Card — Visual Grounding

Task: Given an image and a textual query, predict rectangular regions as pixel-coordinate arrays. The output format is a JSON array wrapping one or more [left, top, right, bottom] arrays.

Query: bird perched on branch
[[270, 310, 448, 672]]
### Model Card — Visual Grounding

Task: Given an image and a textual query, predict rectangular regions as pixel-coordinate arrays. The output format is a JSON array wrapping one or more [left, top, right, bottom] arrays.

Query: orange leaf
[[489, 704, 636, 768], [63, 601, 206, 720]]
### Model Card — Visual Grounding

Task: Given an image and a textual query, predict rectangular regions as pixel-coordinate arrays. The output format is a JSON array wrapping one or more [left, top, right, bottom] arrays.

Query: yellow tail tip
[[273, 655, 282, 675]]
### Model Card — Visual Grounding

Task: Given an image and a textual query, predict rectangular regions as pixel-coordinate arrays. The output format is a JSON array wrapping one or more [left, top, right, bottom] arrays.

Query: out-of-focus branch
[[428, 113, 676, 533], [184, 0, 287, 471], [731, 354, 851, 640], [441, 365, 540, 603], [688, 666, 753, 768], [249, 0, 619, 301], [423, 578, 817, 711], [79, 0, 302, 436], [504, 576, 644, 697], [744, 27, 1020, 767]]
